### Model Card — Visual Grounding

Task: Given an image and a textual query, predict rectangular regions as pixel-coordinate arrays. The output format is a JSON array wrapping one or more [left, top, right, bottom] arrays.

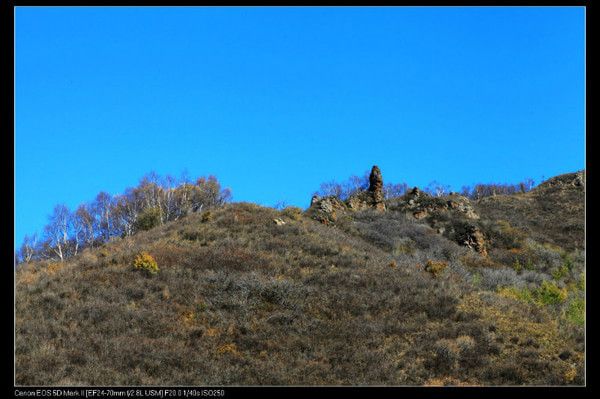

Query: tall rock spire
[[368, 165, 385, 211]]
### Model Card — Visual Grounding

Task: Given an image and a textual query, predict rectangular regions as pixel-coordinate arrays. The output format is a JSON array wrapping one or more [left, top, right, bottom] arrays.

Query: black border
[[4, 1, 592, 397]]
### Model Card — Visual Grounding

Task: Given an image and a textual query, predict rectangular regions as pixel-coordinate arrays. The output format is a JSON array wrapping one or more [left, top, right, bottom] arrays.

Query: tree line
[[315, 171, 537, 201], [459, 179, 536, 199], [316, 171, 410, 201], [16, 172, 232, 265]]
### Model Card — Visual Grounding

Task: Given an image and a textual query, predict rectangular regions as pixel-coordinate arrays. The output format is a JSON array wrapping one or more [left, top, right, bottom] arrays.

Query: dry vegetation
[[15, 172, 585, 386]]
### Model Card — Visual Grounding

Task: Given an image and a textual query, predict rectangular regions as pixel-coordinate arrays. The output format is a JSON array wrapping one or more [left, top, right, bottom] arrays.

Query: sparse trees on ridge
[[460, 179, 536, 200], [424, 181, 451, 197], [383, 182, 409, 199], [316, 170, 412, 201], [43, 204, 71, 262], [315, 171, 371, 201], [16, 172, 232, 265], [17, 233, 38, 264], [315, 172, 537, 201]]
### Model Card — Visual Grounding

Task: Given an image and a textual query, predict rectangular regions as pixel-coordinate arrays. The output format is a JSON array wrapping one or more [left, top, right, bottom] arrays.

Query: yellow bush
[[181, 310, 196, 326], [133, 252, 159, 275], [425, 260, 448, 277], [216, 343, 239, 355], [564, 365, 578, 383], [46, 262, 64, 275], [205, 328, 219, 337], [282, 206, 303, 221], [200, 211, 213, 223]]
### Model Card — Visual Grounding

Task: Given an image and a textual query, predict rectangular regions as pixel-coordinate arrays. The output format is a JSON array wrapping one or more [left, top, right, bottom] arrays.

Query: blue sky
[[15, 6, 585, 247]]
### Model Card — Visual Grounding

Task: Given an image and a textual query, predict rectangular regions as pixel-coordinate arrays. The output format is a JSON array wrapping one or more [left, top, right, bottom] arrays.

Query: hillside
[[15, 169, 585, 386], [475, 171, 585, 251]]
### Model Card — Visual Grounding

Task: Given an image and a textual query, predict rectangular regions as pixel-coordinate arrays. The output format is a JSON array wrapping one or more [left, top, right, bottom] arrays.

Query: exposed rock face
[[386, 188, 485, 254], [346, 192, 372, 211], [390, 190, 478, 221], [413, 210, 428, 220], [458, 224, 487, 256], [306, 196, 347, 225], [369, 165, 385, 211], [446, 195, 479, 220], [536, 170, 585, 190]]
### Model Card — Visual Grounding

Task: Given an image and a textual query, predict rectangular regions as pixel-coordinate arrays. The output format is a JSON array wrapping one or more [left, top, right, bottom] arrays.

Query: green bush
[[472, 273, 482, 286], [577, 273, 585, 291], [535, 280, 567, 305], [565, 297, 585, 326], [552, 265, 569, 281], [133, 252, 159, 275], [135, 207, 162, 231], [498, 286, 534, 303], [499, 281, 567, 306], [512, 259, 522, 273]]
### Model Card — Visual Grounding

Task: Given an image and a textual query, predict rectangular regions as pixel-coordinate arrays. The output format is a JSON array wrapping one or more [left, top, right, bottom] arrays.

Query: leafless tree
[[17, 233, 38, 263], [44, 204, 71, 262]]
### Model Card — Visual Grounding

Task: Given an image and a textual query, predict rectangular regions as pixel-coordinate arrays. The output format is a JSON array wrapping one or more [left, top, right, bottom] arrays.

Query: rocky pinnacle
[[369, 165, 385, 211]]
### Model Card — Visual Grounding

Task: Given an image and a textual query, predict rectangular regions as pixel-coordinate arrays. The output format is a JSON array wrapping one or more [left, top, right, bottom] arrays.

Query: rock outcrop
[[535, 170, 585, 190], [389, 190, 479, 221], [306, 165, 488, 256], [347, 165, 386, 212], [308, 165, 387, 225], [306, 195, 348, 225], [457, 224, 487, 256], [445, 195, 479, 220], [369, 165, 385, 211]]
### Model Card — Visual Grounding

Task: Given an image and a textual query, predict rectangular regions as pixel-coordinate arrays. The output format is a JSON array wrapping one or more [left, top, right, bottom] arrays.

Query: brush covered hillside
[[15, 168, 585, 386]]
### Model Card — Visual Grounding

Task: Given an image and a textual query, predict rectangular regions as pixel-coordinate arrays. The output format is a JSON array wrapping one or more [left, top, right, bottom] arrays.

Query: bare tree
[[383, 182, 408, 199], [110, 189, 139, 237], [161, 174, 178, 222], [92, 192, 115, 241], [521, 178, 535, 193], [75, 204, 96, 248], [317, 171, 369, 201], [68, 209, 85, 257], [317, 181, 344, 198], [425, 181, 451, 197], [44, 204, 71, 262], [17, 233, 38, 263]]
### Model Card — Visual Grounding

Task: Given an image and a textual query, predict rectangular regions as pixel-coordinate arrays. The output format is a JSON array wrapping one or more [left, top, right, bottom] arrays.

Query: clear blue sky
[[15, 6, 585, 247]]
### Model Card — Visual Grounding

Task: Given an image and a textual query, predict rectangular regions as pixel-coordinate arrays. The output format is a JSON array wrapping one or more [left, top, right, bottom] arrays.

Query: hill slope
[[15, 173, 585, 386], [475, 171, 585, 251]]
